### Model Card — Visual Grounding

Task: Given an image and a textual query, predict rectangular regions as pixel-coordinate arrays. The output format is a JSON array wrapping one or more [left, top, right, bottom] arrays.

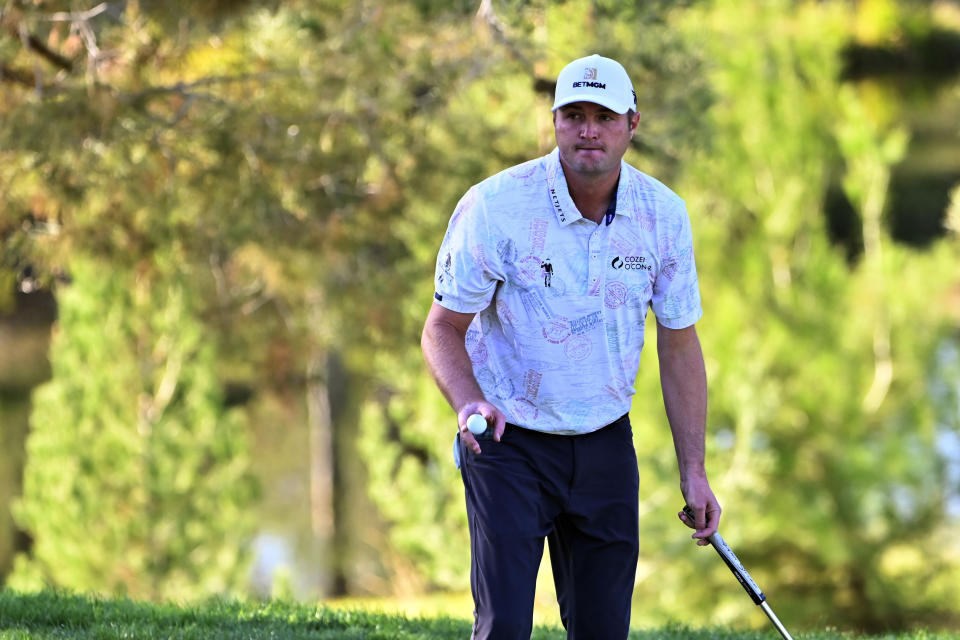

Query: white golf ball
[[466, 414, 487, 435]]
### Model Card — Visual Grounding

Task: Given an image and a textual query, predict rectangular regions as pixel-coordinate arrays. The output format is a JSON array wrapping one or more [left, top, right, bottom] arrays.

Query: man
[[541, 258, 553, 287], [421, 54, 721, 639]]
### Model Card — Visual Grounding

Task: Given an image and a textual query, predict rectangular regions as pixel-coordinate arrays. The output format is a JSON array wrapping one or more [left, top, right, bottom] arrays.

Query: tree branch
[[44, 2, 113, 23], [475, 0, 532, 68], [0, 62, 34, 87], [127, 70, 300, 101], [12, 23, 73, 71]]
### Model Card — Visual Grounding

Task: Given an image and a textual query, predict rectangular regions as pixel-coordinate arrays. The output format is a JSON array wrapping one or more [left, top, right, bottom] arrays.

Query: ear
[[629, 111, 641, 134]]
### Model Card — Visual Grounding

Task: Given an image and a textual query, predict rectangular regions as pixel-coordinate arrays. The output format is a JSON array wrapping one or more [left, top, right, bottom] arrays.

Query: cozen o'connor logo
[[611, 256, 652, 271], [584, 67, 598, 81]]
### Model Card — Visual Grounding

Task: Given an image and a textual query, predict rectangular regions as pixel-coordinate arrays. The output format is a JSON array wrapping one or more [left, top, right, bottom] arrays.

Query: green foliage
[[0, 0, 959, 630], [357, 351, 470, 592], [359, 0, 960, 631], [650, 0, 960, 631], [9, 259, 257, 601]]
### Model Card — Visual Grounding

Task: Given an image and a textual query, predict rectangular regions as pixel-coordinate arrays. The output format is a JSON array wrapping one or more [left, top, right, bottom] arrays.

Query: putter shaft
[[759, 601, 795, 640]]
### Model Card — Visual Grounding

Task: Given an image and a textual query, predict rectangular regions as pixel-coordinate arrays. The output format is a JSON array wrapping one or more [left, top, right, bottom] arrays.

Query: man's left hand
[[678, 480, 721, 546]]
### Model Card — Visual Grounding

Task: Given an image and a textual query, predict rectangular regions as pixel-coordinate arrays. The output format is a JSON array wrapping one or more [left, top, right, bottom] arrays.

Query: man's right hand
[[457, 402, 506, 454], [421, 303, 506, 454]]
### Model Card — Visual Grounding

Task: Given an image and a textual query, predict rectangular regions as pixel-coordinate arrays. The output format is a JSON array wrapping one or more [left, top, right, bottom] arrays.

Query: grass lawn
[[2, 590, 959, 639]]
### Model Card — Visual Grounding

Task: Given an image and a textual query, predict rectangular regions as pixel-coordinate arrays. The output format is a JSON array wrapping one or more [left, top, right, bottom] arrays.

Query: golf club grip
[[683, 505, 766, 605], [708, 531, 766, 605]]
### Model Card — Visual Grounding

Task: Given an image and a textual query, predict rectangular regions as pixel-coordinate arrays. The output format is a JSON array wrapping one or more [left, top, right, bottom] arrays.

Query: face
[[553, 102, 639, 180]]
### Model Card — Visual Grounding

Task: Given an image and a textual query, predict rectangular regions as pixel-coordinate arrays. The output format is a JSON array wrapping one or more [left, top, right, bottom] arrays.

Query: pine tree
[[10, 258, 257, 601]]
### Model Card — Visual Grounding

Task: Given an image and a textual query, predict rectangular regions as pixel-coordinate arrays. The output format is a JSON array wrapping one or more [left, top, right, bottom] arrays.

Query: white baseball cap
[[552, 54, 637, 115]]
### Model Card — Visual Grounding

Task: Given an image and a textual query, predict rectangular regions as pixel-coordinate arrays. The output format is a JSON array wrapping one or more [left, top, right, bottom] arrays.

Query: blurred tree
[[0, 0, 540, 596], [362, 0, 960, 629], [630, 0, 960, 630], [9, 258, 257, 600], [1, 0, 958, 628], [0, 0, 379, 595]]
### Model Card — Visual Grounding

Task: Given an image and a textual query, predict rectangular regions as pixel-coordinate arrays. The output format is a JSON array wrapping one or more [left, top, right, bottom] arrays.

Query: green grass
[[1, 590, 958, 639]]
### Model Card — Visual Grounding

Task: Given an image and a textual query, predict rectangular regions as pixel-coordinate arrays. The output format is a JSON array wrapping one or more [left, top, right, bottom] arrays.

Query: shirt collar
[[545, 148, 632, 227], [545, 148, 581, 226]]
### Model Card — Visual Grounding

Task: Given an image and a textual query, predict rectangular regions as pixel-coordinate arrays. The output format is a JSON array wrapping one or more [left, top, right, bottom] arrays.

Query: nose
[[579, 119, 599, 139]]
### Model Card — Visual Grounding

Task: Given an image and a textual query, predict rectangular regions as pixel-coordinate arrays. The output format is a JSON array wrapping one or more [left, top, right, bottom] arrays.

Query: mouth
[[575, 146, 604, 152]]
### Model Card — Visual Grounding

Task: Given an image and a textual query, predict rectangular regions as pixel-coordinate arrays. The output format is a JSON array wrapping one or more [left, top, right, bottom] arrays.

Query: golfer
[[421, 54, 721, 639]]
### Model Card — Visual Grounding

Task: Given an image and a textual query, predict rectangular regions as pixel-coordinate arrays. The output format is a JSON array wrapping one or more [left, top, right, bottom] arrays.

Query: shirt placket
[[587, 223, 607, 296]]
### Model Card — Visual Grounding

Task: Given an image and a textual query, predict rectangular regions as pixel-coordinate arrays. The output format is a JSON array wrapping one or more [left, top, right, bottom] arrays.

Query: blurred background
[[1, 0, 959, 633]]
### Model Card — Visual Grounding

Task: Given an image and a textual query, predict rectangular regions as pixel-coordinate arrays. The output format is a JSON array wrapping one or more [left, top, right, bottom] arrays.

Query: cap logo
[[583, 68, 598, 81]]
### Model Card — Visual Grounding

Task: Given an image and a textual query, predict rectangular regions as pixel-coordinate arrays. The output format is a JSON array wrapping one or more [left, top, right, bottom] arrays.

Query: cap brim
[[551, 94, 631, 115]]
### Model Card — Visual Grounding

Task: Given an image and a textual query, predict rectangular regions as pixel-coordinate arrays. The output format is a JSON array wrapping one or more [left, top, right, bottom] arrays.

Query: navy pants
[[459, 415, 639, 640]]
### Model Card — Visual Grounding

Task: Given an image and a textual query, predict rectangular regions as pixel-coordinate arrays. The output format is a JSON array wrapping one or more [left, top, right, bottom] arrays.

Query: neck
[[560, 161, 621, 224]]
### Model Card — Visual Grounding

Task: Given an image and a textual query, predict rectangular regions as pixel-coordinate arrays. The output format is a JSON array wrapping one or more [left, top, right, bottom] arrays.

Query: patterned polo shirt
[[433, 147, 702, 434]]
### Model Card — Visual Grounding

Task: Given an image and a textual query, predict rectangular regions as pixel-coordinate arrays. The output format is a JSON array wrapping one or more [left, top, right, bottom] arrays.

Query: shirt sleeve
[[650, 201, 703, 329], [433, 187, 501, 314]]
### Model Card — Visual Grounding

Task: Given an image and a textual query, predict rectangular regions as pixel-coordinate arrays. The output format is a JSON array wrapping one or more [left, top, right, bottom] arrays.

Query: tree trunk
[[305, 284, 336, 595], [0, 289, 56, 581]]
